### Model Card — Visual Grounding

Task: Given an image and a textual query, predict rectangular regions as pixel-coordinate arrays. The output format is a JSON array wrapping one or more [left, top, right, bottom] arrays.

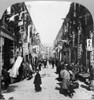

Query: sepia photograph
[[0, 0, 94, 99]]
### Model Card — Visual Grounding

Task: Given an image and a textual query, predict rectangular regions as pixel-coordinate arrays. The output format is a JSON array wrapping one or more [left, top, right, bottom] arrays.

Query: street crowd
[[1, 54, 47, 91], [52, 59, 94, 98], [1, 55, 94, 98]]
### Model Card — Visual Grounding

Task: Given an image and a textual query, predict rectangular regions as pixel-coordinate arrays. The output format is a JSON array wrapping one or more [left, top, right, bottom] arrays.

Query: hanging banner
[[78, 44, 82, 59], [18, 20, 23, 26], [8, 56, 23, 78], [23, 43, 29, 55], [90, 48, 94, 66], [32, 45, 39, 54], [87, 39, 92, 51]]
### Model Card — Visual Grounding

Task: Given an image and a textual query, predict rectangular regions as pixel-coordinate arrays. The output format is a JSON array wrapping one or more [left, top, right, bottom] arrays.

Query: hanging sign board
[[36, 46, 39, 54], [23, 43, 29, 54], [78, 44, 82, 59], [18, 20, 23, 26], [87, 39, 92, 51]]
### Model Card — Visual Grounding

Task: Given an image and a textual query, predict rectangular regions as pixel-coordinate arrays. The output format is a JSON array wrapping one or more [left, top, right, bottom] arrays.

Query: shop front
[[0, 26, 15, 71]]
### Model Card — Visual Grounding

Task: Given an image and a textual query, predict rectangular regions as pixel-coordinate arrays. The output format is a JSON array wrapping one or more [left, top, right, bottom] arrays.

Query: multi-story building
[[0, 2, 39, 70], [54, 2, 93, 69]]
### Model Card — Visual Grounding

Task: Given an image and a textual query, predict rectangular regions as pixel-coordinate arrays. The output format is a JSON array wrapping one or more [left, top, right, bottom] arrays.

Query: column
[[0, 36, 4, 99]]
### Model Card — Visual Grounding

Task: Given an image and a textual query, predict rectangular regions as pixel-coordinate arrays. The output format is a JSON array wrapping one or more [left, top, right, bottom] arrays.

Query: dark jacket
[[34, 73, 42, 85]]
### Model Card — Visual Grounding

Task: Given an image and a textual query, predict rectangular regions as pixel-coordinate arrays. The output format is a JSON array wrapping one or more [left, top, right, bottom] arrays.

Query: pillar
[[0, 36, 5, 99]]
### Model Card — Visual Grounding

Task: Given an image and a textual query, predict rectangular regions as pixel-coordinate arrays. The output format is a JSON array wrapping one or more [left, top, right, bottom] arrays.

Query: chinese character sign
[[87, 39, 92, 51]]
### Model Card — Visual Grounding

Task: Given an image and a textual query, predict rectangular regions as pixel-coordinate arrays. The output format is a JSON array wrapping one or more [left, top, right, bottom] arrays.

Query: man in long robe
[[33, 69, 42, 92], [60, 65, 70, 96]]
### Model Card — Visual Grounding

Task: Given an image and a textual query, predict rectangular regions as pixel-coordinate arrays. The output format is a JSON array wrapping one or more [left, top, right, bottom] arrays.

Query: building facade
[[54, 2, 94, 70], [0, 2, 42, 70]]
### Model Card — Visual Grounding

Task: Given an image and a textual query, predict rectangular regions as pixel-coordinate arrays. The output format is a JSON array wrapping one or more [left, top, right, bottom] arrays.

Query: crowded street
[[0, 1, 94, 100], [2, 62, 94, 100]]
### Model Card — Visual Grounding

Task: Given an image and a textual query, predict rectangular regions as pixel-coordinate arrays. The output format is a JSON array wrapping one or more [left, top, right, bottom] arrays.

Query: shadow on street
[[55, 83, 67, 96], [92, 95, 94, 99], [81, 84, 91, 91], [3, 85, 18, 93], [55, 86, 64, 95]]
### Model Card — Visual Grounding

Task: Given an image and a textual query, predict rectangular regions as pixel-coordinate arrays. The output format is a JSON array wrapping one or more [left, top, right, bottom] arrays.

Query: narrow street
[[0, 1, 94, 100], [3, 63, 94, 100]]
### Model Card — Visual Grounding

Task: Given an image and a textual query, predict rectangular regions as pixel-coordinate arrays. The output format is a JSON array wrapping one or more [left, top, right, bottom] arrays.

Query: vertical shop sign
[[87, 39, 92, 51]]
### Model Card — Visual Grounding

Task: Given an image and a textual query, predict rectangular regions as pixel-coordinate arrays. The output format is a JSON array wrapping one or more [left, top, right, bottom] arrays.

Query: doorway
[[2, 38, 14, 70]]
